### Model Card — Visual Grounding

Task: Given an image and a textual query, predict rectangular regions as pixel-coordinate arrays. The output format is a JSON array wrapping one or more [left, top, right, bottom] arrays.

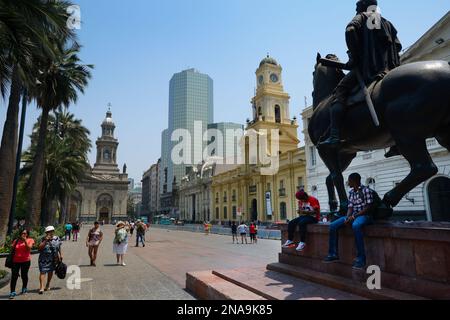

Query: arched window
[[275, 105, 281, 123], [258, 107, 262, 117], [280, 202, 287, 220]]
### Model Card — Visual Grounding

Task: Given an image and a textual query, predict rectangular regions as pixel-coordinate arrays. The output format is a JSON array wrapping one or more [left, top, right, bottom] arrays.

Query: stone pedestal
[[275, 222, 450, 299]]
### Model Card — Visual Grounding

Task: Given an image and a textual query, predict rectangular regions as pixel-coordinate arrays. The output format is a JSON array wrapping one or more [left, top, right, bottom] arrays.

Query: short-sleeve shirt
[[13, 238, 35, 263], [299, 196, 321, 221], [249, 225, 256, 234], [40, 236, 61, 255], [231, 225, 237, 234], [237, 225, 247, 234], [348, 185, 374, 215], [65, 224, 73, 231]]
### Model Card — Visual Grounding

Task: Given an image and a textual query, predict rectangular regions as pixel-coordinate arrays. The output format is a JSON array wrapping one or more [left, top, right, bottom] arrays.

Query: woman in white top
[[113, 221, 128, 266]]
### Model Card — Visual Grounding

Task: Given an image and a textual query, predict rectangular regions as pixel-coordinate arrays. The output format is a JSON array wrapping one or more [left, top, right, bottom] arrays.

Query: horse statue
[[309, 53, 450, 216]]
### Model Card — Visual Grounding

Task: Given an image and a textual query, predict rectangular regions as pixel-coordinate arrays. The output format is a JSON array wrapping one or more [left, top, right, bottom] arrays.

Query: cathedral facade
[[68, 110, 129, 223]]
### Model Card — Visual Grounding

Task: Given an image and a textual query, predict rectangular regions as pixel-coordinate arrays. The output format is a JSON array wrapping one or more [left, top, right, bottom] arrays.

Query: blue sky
[[1, 0, 449, 182]]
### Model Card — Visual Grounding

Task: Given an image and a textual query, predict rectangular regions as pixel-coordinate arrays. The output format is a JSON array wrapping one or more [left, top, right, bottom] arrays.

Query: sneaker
[[323, 255, 340, 263], [282, 240, 295, 248], [296, 242, 306, 252], [9, 292, 16, 300], [352, 261, 366, 270], [21, 288, 28, 295], [122, 262, 127, 266]]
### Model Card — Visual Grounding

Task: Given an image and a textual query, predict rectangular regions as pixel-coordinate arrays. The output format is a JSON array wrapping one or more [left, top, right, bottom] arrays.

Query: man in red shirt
[[282, 190, 321, 252]]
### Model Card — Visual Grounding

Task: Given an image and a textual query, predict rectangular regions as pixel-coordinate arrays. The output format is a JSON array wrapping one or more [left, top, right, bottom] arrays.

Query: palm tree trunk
[[0, 67, 22, 244], [27, 106, 51, 227]]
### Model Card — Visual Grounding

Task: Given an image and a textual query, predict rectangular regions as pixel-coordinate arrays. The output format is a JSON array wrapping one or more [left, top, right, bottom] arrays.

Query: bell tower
[[93, 108, 120, 174], [247, 56, 299, 154]]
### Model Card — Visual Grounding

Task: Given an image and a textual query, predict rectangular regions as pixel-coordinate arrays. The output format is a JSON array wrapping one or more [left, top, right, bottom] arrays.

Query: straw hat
[[116, 221, 125, 228]]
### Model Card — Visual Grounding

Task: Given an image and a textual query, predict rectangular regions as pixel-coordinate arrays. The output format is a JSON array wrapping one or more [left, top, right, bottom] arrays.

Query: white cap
[[45, 226, 55, 233]]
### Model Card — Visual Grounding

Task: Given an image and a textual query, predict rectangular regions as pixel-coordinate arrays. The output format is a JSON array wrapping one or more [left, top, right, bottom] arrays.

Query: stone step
[[212, 267, 365, 300], [186, 271, 266, 300], [267, 262, 427, 300], [279, 252, 450, 299]]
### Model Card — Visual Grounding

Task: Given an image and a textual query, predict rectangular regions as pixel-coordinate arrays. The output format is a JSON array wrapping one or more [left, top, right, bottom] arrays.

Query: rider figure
[[319, 0, 402, 147]]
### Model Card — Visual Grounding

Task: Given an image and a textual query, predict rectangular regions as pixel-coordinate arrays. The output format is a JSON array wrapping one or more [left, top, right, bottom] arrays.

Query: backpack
[[359, 188, 392, 220]]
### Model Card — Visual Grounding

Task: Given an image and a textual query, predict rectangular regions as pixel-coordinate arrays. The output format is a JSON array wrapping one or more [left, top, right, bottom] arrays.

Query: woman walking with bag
[[113, 222, 128, 266], [7, 229, 35, 299], [38, 226, 62, 294]]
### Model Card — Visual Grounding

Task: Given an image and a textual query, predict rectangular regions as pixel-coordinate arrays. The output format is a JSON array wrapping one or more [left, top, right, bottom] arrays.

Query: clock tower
[[93, 109, 120, 175], [248, 55, 299, 154]]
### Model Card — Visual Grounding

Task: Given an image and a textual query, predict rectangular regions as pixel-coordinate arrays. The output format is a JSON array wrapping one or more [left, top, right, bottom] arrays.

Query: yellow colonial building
[[211, 56, 306, 224]]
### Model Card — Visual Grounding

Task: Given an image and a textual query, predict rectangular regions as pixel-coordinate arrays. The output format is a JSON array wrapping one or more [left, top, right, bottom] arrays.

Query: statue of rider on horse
[[309, 0, 450, 216]]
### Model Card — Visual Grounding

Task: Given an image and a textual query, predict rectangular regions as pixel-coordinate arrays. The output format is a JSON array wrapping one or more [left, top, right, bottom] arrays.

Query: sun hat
[[45, 226, 55, 233], [116, 221, 125, 227]]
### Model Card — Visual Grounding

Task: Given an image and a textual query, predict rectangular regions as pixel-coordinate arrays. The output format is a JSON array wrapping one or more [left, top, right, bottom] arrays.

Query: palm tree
[[27, 42, 92, 226], [21, 108, 91, 226], [0, 0, 74, 243]]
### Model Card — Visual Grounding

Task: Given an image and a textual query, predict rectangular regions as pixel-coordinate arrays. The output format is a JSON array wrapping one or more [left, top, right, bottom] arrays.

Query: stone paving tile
[[0, 226, 194, 300], [132, 228, 281, 288]]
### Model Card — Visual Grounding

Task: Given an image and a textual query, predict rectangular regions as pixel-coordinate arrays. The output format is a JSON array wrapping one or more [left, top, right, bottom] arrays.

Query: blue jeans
[[136, 233, 145, 246], [328, 215, 373, 264]]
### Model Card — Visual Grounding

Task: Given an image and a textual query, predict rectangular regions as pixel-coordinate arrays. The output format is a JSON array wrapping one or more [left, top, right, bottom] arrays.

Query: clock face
[[270, 73, 279, 83], [258, 75, 264, 85]]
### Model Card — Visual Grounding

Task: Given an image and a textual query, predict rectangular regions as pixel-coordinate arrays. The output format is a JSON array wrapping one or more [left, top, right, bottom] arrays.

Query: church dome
[[102, 110, 115, 126], [259, 55, 278, 67]]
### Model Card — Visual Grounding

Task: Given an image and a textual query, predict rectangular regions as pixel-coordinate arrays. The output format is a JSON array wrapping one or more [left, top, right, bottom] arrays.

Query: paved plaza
[[0, 225, 282, 300]]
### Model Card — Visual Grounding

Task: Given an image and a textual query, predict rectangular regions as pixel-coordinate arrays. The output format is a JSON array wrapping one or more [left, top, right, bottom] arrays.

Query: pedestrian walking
[[237, 222, 248, 244], [113, 221, 128, 266], [72, 221, 80, 242], [86, 221, 103, 267], [38, 226, 62, 294], [203, 221, 211, 236], [130, 221, 135, 237], [64, 222, 73, 241], [231, 221, 238, 244], [135, 220, 146, 247], [8, 229, 35, 299], [249, 222, 258, 244]]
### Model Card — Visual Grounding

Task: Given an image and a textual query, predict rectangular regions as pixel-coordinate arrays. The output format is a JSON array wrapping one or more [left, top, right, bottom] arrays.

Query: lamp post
[[8, 88, 28, 234]]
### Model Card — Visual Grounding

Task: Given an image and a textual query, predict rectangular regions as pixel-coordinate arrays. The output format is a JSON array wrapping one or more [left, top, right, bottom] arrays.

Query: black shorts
[[240, 233, 247, 236]]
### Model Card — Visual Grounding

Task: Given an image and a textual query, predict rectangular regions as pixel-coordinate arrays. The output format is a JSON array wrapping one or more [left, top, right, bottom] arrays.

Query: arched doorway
[[427, 176, 450, 222], [251, 199, 258, 222], [96, 194, 113, 224]]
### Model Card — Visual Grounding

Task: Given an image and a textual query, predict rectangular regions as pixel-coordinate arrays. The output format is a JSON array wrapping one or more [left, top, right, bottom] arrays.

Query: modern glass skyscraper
[[166, 68, 214, 192]]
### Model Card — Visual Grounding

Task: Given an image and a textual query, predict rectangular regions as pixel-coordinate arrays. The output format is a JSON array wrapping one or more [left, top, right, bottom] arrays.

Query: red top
[[299, 196, 321, 221], [13, 238, 35, 263], [249, 225, 256, 234]]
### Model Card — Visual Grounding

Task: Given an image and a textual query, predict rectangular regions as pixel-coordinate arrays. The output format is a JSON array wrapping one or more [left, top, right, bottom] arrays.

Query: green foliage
[[0, 270, 6, 280], [20, 108, 92, 224]]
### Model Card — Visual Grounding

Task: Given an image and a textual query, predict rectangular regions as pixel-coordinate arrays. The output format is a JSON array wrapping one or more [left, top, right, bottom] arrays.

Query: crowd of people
[[5, 171, 375, 299], [6, 219, 149, 299]]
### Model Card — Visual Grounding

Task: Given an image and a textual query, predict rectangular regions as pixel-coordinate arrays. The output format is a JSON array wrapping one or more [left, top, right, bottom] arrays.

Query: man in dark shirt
[[324, 173, 374, 269], [231, 222, 238, 244]]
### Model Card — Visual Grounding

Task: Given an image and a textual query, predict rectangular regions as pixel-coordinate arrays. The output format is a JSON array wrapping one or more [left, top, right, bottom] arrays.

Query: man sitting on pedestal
[[324, 173, 374, 270]]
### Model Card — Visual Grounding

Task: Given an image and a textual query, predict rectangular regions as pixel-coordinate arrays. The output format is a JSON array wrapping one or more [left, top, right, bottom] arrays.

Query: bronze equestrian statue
[[309, 0, 450, 215]]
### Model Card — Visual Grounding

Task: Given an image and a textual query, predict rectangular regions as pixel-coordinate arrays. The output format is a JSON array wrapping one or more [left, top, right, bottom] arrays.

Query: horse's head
[[312, 53, 345, 110]]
